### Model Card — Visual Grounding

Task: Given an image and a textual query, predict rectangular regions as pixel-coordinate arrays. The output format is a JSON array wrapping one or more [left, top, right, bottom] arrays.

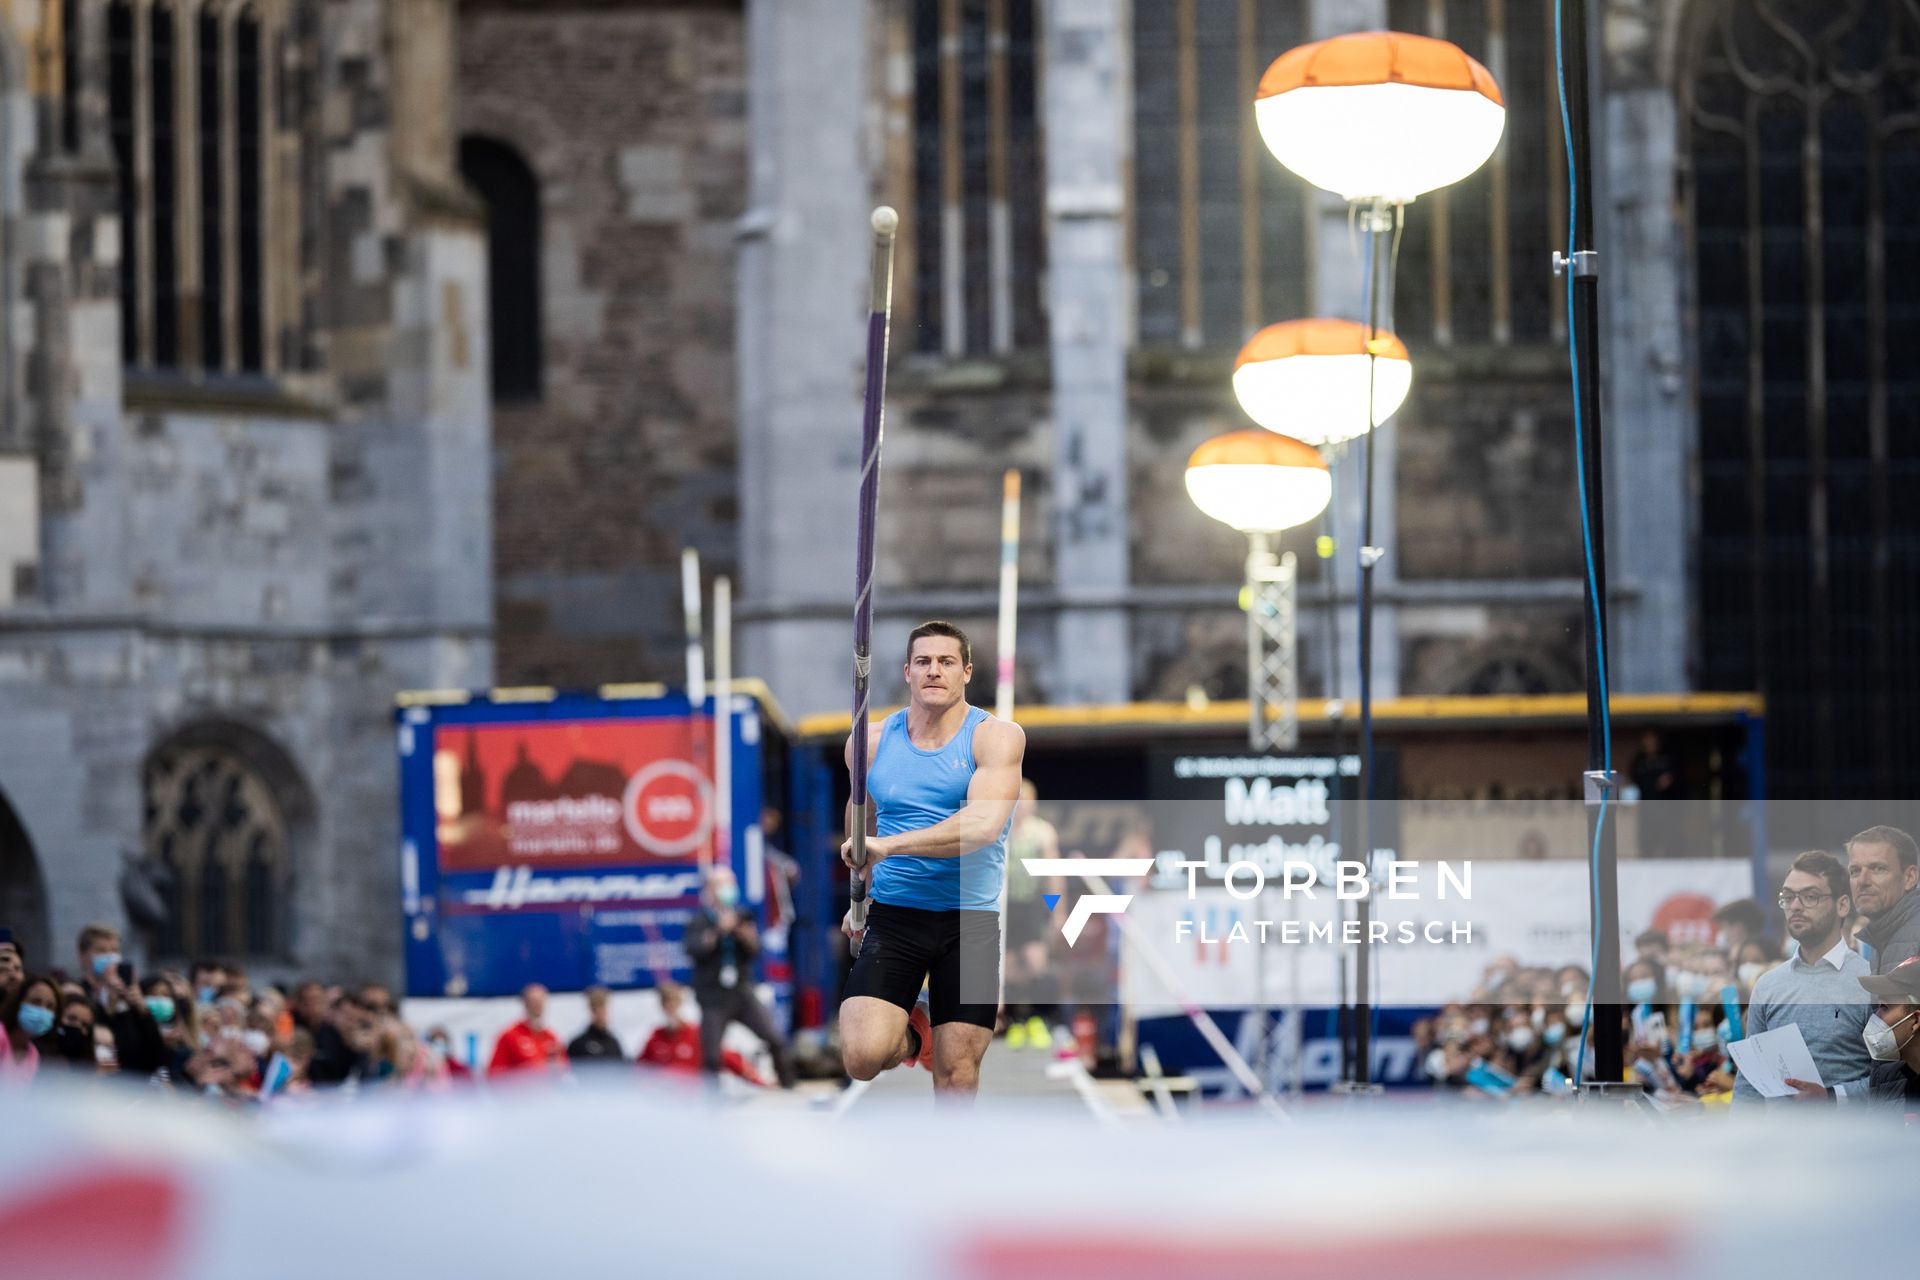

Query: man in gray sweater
[[1734, 851, 1874, 1106], [1847, 825, 1920, 1102]]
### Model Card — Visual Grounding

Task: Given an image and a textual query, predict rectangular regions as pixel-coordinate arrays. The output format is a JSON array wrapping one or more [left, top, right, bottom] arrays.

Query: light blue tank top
[[868, 706, 1008, 912]]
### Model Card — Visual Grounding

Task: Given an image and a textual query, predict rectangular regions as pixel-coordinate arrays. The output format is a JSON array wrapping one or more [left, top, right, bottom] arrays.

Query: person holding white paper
[[1734, 852, 1875, 1106]]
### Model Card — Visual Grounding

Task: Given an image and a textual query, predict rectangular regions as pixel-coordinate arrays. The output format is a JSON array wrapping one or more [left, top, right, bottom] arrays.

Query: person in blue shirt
[[838, 621, 1025, 1099]]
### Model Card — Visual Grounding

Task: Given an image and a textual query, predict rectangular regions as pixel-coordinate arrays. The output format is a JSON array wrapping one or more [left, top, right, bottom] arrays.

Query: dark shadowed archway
[[0, 786, 49, 969]]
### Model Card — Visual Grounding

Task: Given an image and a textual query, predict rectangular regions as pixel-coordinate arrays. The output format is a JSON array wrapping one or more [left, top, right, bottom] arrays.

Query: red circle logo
[[621, 761, 713, 857], [1650, 891, 1719, 947]]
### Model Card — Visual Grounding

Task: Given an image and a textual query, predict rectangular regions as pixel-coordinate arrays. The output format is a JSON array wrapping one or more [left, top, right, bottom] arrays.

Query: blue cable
[[1557, 0, 1612, 1089]]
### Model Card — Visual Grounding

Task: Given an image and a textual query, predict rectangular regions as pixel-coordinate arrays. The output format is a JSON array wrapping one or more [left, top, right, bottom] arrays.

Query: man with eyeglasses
[[1733, 850, 1874, 1106]]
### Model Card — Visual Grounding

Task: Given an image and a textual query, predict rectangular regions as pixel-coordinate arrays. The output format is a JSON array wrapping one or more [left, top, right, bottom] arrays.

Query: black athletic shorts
[[842, 900, 1002, 1029]]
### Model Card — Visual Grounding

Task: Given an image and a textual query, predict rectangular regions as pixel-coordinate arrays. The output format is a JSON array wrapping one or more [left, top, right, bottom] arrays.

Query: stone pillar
[[735, 0, 872, 719], [1309, 0, 1399, 703], [1598, 4, 1689, 693], [1042, 0, 1131, 705]]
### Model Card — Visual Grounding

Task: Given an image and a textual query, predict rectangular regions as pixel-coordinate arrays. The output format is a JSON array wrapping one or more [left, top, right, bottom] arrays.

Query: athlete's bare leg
[[840, 995, 913, 1081], [930, 1021, 994, 1100]]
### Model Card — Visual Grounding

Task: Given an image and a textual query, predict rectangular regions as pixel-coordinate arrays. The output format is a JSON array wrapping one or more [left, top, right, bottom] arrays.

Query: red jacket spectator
[[489, 1019, 561, 1076], [639, 1021, 762, 1085], [488, 985, 563, 1078]]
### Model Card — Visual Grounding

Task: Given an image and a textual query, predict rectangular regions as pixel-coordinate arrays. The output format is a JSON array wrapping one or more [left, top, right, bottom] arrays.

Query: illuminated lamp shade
[[1232, 319, 1412, 446], [1184, 430, 1332, 534], [1255, 31, 1505, 203]]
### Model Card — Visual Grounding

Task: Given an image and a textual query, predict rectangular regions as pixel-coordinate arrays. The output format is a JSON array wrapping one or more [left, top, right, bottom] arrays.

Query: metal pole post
[[1555, 0, 1623, 1088], [1350, 196, 1392, 1090]]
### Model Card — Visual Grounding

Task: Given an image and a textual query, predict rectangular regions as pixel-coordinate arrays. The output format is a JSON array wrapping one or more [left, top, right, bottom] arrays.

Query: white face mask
[[1424, 1047, 1447, 1079], [1566, 1000, 1587, 1029], [241, 1029, 271, 1056], [1863, 1010, 1917, 1063], [1692, 1026, 1718, 1049], [1505, 1028, 1536, 1053], [1737, 962, 1768, 989]]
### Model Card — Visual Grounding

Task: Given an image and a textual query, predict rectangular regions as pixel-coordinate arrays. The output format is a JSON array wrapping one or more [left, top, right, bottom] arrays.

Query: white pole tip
[[871, 206, 900, 236]]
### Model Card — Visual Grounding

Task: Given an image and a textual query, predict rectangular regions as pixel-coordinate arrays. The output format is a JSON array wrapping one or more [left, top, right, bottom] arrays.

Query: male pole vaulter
[[839, 621, 1026, 1099]]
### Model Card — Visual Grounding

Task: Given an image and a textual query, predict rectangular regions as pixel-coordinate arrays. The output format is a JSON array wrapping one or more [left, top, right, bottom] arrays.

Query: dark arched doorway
[[0, 787, 49, 968]]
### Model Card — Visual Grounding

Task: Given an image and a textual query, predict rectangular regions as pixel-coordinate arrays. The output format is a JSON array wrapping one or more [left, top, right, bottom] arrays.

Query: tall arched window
[[144, 733, 297, 961], [1686, 0, 1920, 797], [910, 0, 1045, 357], [459, 136, 543, 402], [1132, 0, 1308, 351], [101, 0, 271, 373]]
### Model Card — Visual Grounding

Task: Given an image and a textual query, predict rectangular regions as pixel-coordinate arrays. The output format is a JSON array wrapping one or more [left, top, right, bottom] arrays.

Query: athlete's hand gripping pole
[[847, 206, 899, 956]]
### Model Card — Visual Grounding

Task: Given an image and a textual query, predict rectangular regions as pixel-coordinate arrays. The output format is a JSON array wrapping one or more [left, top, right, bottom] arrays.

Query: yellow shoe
[[1007, 1020, 1028, 1050], [1025, 1016, 1052, 1050]]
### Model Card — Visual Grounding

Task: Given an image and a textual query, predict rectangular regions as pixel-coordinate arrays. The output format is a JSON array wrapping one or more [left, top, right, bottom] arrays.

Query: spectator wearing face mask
[[138, 974, 198, 1085], [1728, 941, 1777, 994], [41, 996, 99, 1071], [1734, 851, 1873, 1105], [1671, 1003, 1732, 1095], [1498, 1007, 1546, 1082], [1, 973, 59, 1082], [73, 924, 167, 1077], [488, 983, 563, 1078], [189, 960, 226, 1010], [423, 1026, 471, 1082], [1845, 826, 1920, 1103], [682, 867, 796, 1089], [1623, 958, 1669, 1011], [1855, 955, 1920, 1108]]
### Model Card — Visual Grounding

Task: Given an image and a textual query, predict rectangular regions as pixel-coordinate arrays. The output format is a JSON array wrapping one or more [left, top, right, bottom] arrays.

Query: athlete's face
[[905, 637, 970, 711]]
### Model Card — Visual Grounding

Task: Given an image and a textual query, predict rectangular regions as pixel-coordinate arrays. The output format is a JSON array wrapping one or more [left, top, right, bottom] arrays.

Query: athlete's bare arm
[[839, 719, 1025, 865], [842, 731, 882, 841]]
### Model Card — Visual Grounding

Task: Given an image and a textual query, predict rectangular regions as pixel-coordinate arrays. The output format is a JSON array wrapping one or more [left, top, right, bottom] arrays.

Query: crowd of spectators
[[1415, 825, 1920, 1111], [0, 922, 787, 1103]]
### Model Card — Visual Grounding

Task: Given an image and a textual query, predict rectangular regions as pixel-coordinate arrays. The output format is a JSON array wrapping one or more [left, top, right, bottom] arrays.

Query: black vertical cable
[[1557, 0, 1623, 1087]]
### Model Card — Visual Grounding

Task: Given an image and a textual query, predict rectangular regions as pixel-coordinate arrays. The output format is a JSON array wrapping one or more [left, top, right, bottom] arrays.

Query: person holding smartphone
[[75, 923, 167, 1076]]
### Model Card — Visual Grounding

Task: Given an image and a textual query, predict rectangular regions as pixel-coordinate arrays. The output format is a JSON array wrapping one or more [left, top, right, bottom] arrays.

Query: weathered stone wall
[[459, 1, 747, 690], [0, 0, 491, 985]]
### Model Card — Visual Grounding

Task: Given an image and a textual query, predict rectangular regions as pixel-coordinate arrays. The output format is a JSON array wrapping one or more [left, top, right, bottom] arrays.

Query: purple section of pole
[[850, 305, 890, 810], [848, 215, 896, 940]]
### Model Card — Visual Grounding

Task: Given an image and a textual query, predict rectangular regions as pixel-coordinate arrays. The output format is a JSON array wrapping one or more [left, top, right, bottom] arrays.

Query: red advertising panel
[[432, 719, 714, 872]]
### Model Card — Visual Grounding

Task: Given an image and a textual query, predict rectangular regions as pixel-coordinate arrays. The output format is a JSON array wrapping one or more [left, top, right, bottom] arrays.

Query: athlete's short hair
[[906, 620, 972, 666]]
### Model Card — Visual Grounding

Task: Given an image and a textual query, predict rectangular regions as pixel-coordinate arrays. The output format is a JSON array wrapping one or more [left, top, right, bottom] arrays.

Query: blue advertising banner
[[396, 692, 778, 1000]]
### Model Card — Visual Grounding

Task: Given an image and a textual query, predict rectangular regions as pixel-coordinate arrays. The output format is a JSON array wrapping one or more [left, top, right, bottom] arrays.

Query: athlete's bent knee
[[932, 1064, 979, 1094], [844, 1048, 888, 1082]]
